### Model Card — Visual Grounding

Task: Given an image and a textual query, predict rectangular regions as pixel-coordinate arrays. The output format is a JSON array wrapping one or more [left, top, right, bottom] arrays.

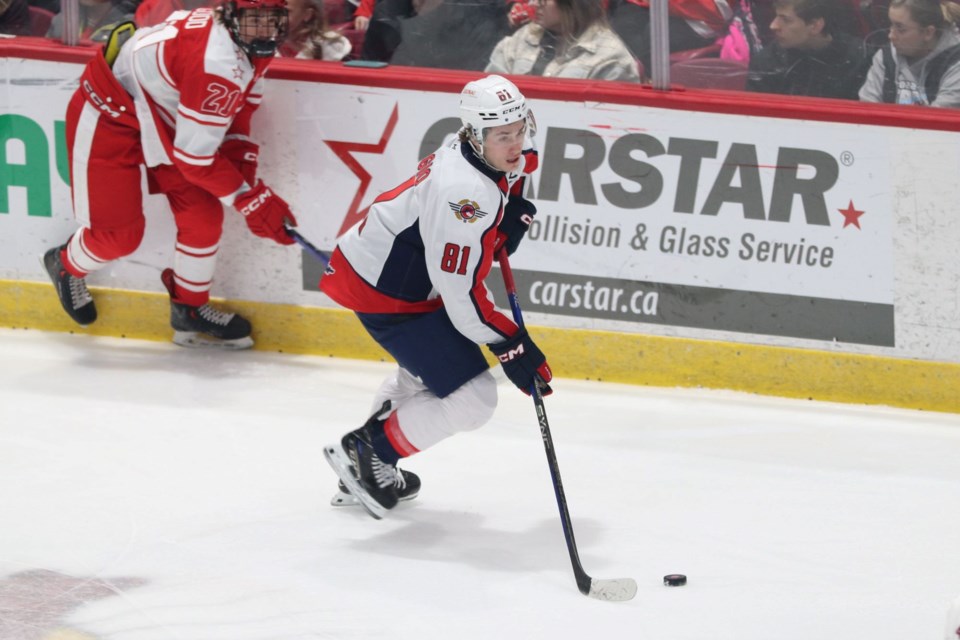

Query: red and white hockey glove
[[234, 181, 297, 246], [489, 329, 553, 396], [220, 139, 259, 186], [495, 194, 537, 259], [508, 0, 536, 27]]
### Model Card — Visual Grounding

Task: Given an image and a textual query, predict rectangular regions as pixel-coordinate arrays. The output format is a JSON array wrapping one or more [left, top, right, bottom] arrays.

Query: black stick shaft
[[285, 225, 331, 267], [497, 250, 593, 595]]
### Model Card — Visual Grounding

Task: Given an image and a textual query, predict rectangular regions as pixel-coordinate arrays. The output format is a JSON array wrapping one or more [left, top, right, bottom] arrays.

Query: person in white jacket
[[486, 0, 639, 82], [859, 0, 960, 106]]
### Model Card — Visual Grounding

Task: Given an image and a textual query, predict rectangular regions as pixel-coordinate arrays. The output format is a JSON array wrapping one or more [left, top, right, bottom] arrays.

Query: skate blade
[[330, 488, 419, 507], [172, 331, 254, 350], [322, 444, 386, 520], [330, 490, 359, 507]]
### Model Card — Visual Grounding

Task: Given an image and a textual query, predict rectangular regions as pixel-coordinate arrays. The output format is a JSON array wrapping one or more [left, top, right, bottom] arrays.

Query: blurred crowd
[[5, 0, 960, 108]]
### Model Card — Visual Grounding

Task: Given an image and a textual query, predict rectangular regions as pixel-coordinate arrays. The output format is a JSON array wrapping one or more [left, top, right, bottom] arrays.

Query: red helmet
[[223, 0, 289, 58]]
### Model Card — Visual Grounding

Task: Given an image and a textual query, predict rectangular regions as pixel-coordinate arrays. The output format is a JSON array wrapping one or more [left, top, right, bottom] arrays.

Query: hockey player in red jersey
[[43, 0, 296, 349], [321, 75, 552, 519]]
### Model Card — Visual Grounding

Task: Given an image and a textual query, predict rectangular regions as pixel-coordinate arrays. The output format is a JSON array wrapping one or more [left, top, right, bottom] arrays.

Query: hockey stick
[[285, 225, 331, 267], [498, 249, 637, 602]]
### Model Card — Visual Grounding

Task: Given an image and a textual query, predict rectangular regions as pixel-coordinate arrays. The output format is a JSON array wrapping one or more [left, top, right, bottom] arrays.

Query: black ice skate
[[331, 467, 420, 507], [42, 245, 97, 326], [323, 404, 403, 519], [162, 268, 253, 350]]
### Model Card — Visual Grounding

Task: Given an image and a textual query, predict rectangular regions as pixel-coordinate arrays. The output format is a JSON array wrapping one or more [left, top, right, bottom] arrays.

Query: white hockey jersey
[[111, 8, 271, 206], [321, 140, 532, 346]]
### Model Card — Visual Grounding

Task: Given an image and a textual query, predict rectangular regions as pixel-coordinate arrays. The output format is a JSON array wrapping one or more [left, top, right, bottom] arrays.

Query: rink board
[[2, 40, 960, 413]]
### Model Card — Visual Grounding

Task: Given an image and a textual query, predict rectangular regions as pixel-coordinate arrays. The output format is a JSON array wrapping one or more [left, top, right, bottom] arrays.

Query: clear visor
[[236, 7, 288, 44]]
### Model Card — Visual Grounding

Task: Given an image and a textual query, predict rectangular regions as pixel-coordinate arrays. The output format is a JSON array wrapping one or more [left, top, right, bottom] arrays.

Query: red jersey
[[112, 8, 271, 206]]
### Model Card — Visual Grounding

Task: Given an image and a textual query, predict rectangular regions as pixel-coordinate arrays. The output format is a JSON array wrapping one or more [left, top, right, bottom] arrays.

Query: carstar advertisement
[[290, 82, 893, 347], [1, 58, 894, 347]]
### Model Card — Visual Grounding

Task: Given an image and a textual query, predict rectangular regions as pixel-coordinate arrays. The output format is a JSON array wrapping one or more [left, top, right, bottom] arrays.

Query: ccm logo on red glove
[[237, 185, 275, 217], [234, 181, 297, 246]]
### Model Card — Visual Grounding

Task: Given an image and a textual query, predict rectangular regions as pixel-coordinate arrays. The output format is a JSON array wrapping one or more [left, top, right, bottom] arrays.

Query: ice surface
[[1, 328, 959, 640]]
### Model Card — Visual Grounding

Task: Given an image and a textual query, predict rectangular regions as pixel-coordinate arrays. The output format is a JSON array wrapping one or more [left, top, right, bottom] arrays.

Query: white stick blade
[[588, 578, 638, 602]]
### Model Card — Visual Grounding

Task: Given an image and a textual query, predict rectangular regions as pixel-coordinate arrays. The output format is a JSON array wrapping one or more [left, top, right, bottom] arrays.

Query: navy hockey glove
[[221, 139, 259, 186], [489, 329, 553, 396], [235, 181, 297, 246], [495, 195, 536, 259]]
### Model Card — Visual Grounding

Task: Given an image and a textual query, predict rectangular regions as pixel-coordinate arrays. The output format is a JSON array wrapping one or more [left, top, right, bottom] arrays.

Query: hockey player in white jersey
[[321, 75, 552, 519], [43, 0, 296, 349]]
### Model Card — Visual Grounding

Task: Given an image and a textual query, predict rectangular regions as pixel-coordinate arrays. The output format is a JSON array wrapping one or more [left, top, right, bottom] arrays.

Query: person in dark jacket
[[747, 0, 869, 99], [0, 0, 32, 35], [390, 0, 510, 70]]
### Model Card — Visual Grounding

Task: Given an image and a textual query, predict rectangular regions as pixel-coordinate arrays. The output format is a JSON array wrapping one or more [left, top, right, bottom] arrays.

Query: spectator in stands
[[134, 0, 215, 27], [609, 0, 733, 71], [860, 0, 960, 106], [46, 0, 132, 40], [356, 0, 416, 60], [750, 0, 869, 45], [507, 0, 536, 29], [389, 0, 510, 70], [29, 0, 61, 16], [277, 0, 352, 59], [0, 0, 32, 35], [747, 0, 870, 99], [486, 0, 640, 81], [351, 0, 369, 29]]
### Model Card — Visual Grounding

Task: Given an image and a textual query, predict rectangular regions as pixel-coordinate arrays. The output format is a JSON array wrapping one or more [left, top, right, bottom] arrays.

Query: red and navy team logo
[[449, 199, 489, 223]]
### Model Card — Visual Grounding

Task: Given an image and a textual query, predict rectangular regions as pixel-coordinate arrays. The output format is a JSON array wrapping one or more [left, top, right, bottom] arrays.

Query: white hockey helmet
[[459, 75, 532, 158]]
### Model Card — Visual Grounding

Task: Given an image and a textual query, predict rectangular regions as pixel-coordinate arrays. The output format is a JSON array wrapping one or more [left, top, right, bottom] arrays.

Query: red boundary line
[[5, 36, 960, 132]]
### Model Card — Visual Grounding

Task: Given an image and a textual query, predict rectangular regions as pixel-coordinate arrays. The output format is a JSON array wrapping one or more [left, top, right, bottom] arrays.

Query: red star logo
[[325, 104, 400, 237], [838, 200, 865, 229]]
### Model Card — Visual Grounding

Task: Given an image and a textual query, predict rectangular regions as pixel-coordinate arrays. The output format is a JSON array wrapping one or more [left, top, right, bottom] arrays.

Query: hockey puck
[[663, 574, 687, 587]]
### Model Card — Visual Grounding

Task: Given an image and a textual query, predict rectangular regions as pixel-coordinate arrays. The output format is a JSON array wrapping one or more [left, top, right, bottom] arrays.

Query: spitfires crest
[[449, 199, 489, 223]]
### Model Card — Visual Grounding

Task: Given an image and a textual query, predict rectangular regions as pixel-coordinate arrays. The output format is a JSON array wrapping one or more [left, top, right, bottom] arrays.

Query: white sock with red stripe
[[376, 369, 498, 457], [171, 240, 220, 306]]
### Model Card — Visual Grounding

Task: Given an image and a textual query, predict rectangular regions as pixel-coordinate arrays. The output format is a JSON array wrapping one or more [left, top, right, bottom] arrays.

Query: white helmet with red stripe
[[459, 75, 535, 159], [223, 0, 289, 58]]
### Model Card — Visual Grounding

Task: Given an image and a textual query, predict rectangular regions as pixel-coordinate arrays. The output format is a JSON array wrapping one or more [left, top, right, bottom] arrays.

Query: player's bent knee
[[452, 370, 498, 432], [85, 222, 146, 258]]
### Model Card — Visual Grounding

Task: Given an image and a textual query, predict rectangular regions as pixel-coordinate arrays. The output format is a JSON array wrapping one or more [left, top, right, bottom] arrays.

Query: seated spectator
[[750, 0, 869, 44], [29, 0, 61, 15], [860, 0, 960, 106], [134, 0, 214, 27], [485, 0, 640, 82], [277, 0, 352, 59], [46, 0, 133, 40], [1, 0, 32, 35], [357, 0, 417, 60], [352, 0, 371, 30], [389, 0, 510, 70], [609, 0, 733, 71], [747, 0, 870, 99]]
